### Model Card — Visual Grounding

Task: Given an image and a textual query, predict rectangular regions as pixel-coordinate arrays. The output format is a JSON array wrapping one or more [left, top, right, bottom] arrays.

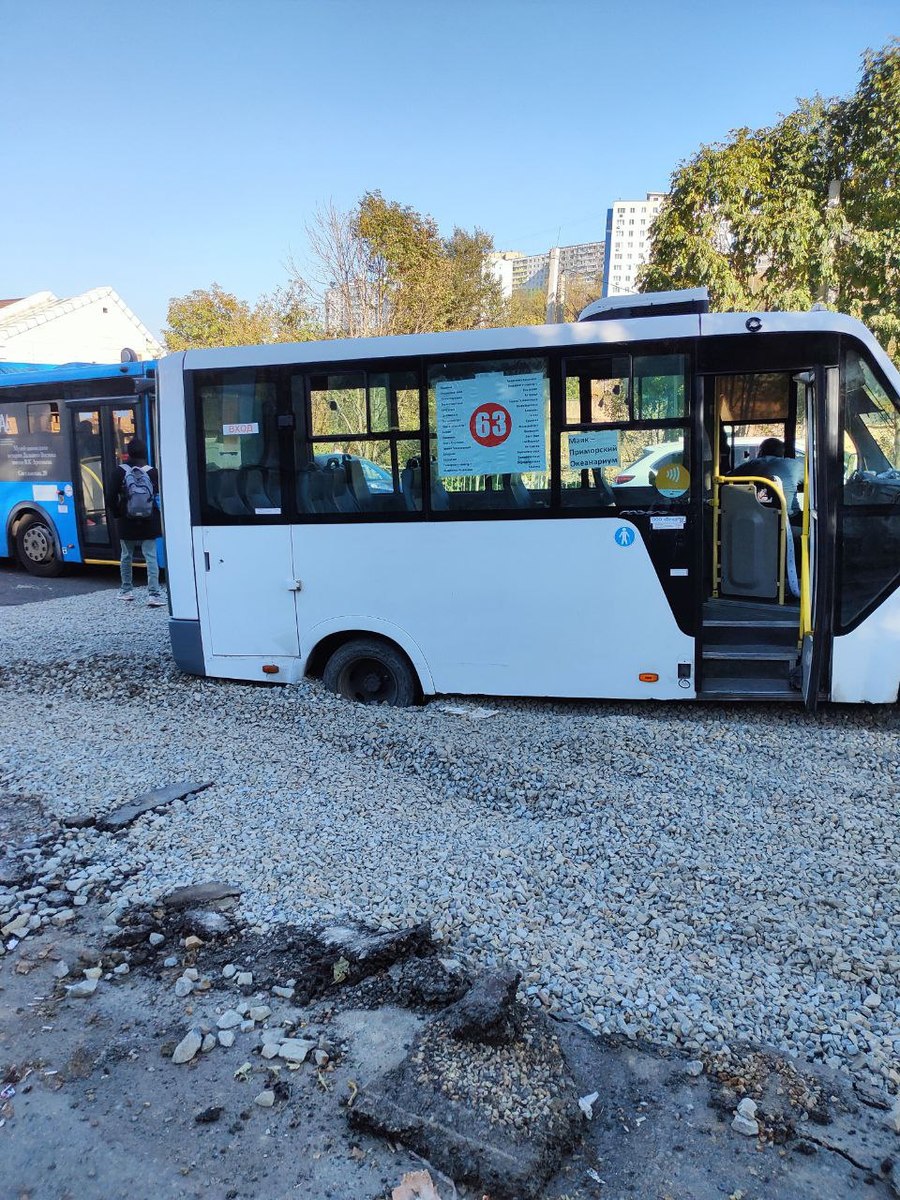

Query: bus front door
[[70, 401, 143, 562], [71, 406, 114, 555], [799, 366, 836, 711]]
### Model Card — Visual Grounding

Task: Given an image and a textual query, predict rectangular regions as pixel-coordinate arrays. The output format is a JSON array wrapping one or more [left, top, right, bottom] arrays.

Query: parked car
[[314, 452, 394, 493]]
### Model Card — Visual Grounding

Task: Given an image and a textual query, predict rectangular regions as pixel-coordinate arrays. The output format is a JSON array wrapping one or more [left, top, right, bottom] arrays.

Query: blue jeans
[[120, 538, 160, 596]]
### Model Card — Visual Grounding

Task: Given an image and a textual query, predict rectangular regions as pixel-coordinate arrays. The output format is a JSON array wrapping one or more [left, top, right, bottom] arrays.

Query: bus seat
[[591, 470, 616, 506], [401, 459, 422, 511], [430, 473, 450, 511], [503, 474, 533, 507], [297, 463, 328, 514], [217, 470, 250, 517], [345, 458, 373, 509], [720, 483, 779, 599], [264, 469, 282, 507], [242, 468, 276, 513], [327, 463, 360, 514], [204, 466, 222, 512]]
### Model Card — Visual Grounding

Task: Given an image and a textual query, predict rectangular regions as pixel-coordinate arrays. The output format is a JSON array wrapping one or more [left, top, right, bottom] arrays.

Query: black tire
[[323, 638, 417, 707], [14, 513, 64, 577]]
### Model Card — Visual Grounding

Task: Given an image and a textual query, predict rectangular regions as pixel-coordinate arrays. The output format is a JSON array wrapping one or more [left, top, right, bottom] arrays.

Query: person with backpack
[[108, 437, 163, 606]]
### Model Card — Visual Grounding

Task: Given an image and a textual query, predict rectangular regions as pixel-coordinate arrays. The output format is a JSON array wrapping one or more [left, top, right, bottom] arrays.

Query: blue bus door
[[69, 400, 142, 561]]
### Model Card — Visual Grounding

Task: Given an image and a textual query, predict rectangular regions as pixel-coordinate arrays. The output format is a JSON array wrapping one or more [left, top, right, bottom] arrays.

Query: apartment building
[[602, 193, 666, 297], [488, 242, 605, 299]]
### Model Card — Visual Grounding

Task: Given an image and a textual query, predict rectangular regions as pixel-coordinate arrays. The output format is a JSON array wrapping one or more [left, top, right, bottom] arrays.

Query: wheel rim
[[341, 657, 397, 704], [22, 523, 53, 563]]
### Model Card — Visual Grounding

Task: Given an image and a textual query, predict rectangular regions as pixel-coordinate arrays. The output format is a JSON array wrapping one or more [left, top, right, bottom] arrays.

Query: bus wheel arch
[[313, 632, 422, 707], [11, 510, 64, 577]]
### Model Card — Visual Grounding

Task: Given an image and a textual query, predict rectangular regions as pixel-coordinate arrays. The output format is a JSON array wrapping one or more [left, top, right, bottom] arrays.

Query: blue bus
[[0, 359, 159, 575]]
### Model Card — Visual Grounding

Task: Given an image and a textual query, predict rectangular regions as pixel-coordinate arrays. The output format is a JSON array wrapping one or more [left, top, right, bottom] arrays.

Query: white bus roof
[[171, 294, 899, 396]]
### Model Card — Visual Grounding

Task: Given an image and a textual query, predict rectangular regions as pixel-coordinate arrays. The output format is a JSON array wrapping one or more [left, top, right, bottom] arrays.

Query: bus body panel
[[197, 525, 299, 658], [157, 353, 198, 618], [192, 519, 694, 699], [830, 588, 900, 704], [0, 360, 161, 571], [159, 299, 900, 706], [1, 487, 83, 563]]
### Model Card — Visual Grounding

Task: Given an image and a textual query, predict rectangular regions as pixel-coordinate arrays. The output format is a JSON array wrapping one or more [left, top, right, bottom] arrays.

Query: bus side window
[[293, 368, 423, 516], [197, 372, 280, 520], [427, 357, 550, 513], [27, 402, 61, 434], [561, 353, 690, 510]]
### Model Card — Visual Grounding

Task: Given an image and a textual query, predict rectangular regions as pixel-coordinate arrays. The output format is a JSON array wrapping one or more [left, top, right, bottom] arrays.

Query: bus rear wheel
[[15, 513, 63, 577], [323, 638, 417, 707]]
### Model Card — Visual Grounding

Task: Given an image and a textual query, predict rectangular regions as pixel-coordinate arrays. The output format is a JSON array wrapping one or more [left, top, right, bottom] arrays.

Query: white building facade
[[602, 193, 666, 297], [0, 287, 162, 364]]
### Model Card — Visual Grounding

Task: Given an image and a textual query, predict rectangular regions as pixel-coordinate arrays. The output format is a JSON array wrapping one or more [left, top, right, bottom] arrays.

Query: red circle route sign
[[469, 403, 512, 448]]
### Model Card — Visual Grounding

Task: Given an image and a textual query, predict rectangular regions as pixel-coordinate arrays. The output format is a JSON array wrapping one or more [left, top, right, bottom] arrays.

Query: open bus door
[[799, 366, 837, 711], [68, 399, 144, 562]]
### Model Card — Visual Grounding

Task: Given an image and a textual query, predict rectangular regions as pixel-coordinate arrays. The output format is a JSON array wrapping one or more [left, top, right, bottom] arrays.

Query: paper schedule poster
[[436, 372, 546, 476], [566, 430, 620, 470]]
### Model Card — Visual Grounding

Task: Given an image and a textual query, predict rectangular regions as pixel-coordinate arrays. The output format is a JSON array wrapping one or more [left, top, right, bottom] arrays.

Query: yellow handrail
[[715, 474, 790, 606]]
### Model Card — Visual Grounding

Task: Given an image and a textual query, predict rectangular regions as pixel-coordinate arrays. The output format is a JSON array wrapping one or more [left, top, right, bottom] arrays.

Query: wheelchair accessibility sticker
[[614, 527, 636, 547]]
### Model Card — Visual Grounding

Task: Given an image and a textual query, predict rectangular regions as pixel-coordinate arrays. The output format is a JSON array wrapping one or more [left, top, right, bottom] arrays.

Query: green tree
[[444, 226, 505, 329], [163, 282, 320, 351], [838, 41, 900, 353], [296, 192, 503, 337], [640, 39, 900, 358]]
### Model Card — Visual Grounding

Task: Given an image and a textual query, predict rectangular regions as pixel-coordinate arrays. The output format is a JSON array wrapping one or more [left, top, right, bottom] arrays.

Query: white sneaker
[[147, 596, 165, 608], [119, 592, 135, 602]]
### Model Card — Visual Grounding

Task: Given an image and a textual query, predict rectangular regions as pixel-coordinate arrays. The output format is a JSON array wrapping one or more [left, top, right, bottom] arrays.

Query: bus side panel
[[156, 355, 197, 619], [1, 485, 83, 564], [293, 519, 695, 701], [830, 587, 900, 703]]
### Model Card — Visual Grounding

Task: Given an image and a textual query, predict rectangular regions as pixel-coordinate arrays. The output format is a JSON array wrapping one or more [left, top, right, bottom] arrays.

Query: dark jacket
[[728, 455, 805, 515], [108, 461, 162, 541]]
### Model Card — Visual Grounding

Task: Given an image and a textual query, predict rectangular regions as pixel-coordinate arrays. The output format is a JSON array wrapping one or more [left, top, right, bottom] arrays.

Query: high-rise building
[[602, 193, 666, 297]]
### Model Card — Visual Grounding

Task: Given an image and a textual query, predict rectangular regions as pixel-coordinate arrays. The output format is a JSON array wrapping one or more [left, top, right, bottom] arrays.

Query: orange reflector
[[639, 673, 659, 683], [262, 664, 280, 675]]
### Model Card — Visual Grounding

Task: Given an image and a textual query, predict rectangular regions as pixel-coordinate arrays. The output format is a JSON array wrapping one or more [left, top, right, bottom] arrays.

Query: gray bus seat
[[720, 483, 779, 599], [297, 463, 328, 514], [216, 470, 251, 517], [325, 461, 360, 514], [242, 468, 279, 513]]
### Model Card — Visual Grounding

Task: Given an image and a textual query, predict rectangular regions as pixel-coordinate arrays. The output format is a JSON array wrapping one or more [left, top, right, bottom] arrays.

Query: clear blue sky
[[1, 0, 897, 338]]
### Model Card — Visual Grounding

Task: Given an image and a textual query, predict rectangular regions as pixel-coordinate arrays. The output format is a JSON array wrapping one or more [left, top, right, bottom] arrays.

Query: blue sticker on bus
[[614, 527, 635, 547]]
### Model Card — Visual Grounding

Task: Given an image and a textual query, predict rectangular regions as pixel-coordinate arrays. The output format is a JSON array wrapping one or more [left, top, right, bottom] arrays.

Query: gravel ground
[[2, 589, 898, 1096]]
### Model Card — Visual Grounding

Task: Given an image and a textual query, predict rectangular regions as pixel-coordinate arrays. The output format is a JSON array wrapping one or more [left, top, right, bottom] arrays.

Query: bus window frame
[[835, 334, 900, 635], [187, 340, 704, 527]]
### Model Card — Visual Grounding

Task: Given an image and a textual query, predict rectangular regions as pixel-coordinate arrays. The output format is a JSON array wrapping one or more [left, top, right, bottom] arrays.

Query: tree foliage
[[641, 39, 900, 357], [163, 281, 320, 351], [297, 191, 504, 337]]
